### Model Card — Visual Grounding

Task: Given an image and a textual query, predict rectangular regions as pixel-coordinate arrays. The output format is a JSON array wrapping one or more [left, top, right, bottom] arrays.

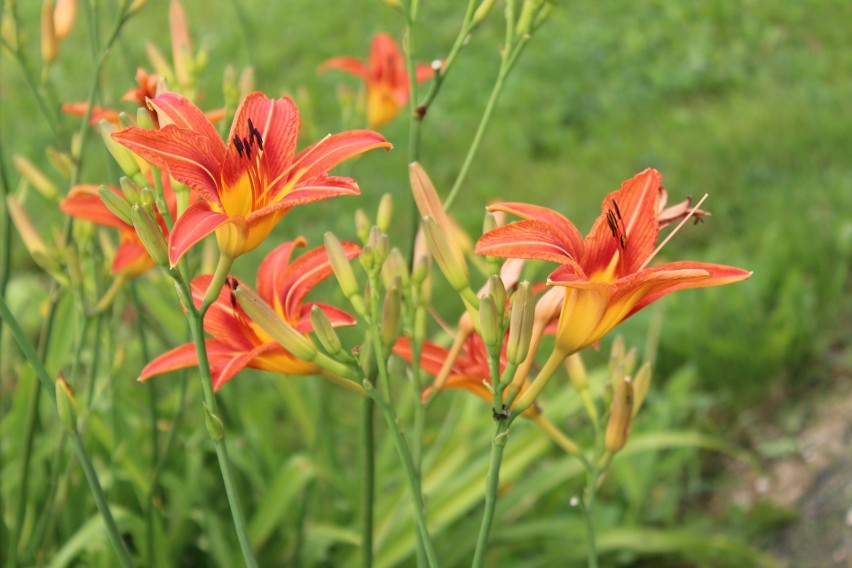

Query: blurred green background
[[2, 0, 850, 566]]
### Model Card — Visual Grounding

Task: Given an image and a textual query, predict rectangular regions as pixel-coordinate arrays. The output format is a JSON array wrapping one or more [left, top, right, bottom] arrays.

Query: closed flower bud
[[609, 335, 625, 375], [55, 373, 77, 432], [311, 306, 343, 356], [7, 196, 63, 278], [355, 209, 371, 243], [422, 216, 468, 292], [46, 147, 73, 179], [623, 346, 638, 377], [381, 282, 402, 348], [565, 351, 588, 391], [605, 377, 634, 453], [117, 112, 135, 130], [13, 155, 59, 201], [377, 193, 393, 233], [479, 294, 501, 351], [100, 120, 140, 177], [53, 0, 76, 43], [632, 362, 652, 417], [382, 248, 409, 289], [41, 0, 58, 65], [367, 226, 389, 268], [138, 187, 156, 211], [98, 185, 132, 224], [325, 232, 360, 298], [234, 286, 319, 362], [131, 205, 169, 267], [412, 253, 430, 286], [482, 211, 499, 236], [119, 176, 142, 203], [473, 0, 497, 24], [136, 106, 154, 130], [358, 245, 376, 272], [506, 282, 534, 365], [486, 275, 507, 319]]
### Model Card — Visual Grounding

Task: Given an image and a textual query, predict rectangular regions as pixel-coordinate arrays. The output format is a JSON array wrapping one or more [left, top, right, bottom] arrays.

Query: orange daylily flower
[[394, 335, 540, 417], [475, 168, 751, 356], [113, 91, 391, 265], [60, 184, 171, 277], [320, 33, 435, 128], [139, 238, 360, 390]]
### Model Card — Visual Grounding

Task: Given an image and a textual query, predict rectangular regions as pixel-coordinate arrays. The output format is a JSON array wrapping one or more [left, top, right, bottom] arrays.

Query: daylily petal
[[138, 341, 200, 381], [168, 201, 228, 265], [318, 56, 370, 79], [285, 130, 390, 187], [113, 124, 225, 205], [281, 241, 360, 319], [257, 175, 361, 216], [111, 239, 153, 276], [487, 202, 585, 259], [475, 220, 585, 267], [209, 343, 278, 391], [256, 238, 307, 310], [60, 184, 128, 230], [295, 302, 356, 332], [415, 63, 436, 83], [189, 275, 258, 350]]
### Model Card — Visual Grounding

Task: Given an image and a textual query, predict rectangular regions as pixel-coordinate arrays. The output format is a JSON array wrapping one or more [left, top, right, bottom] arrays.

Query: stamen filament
[[639, 193, 709, 271]]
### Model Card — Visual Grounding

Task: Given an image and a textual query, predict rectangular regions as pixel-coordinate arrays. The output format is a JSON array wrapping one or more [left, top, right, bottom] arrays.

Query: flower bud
[[382, 247, 409, 290], [609, 335, 625, 375], [376, 193, 393, 233], [486, 275, 507, 319], [605, 377, 634, 454], [381, 282, 402, 348], [7, 196, 63, 278], [53, 0, 76, 43], [623, 346, 638, 377], [412, 253, 430, 286], [234, 286, 318, 362], [506, 282, 534, 365], [100, 120, 141, 177], [479, 294, 501, 351], [632, 362, 652, 417], [131, 205, 168, 267], [119, 176, 142, 203], [13, 155, 59, 201], [46, 147, 73, 179], [136, 106, 155, 130], [359, 245, 377, 272], [203, 402, 225, 440], [355, 209, 371, 243], [55, 373, 77, 432], [138, 187, 156, 211], [473, 0, 497, 24], [565, 352, 588, 391], [367, 226, 389, 268], [41, 0, 58, 65], [325, 232, 360, 297], [98, 185, 132, 225], [117, 112, 135, 130], [422, 216, 468, 292], [310, 306, 343, 357]]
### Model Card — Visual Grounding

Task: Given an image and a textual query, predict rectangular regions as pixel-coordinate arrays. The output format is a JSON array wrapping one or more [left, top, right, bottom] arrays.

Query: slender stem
[[471, 421, 510, 568], [184, 308, 258, 568], [360, 396, 375, 568], [583, 464, 600, 568], [444, 41, 529, 212], [0, 296, 135, 567]]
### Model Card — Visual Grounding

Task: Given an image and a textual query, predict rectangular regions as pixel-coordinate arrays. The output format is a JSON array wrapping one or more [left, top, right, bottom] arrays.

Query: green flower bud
[[382, 248, 410, 290], [136, 106, 154, 130], [381, 282, 402, 348], [473, 0, 497, 24], [117, 112, 135, 130], [138, 187, 156, 215], [632, 362, 652, 417], [412, 253, 430, 286], [506, 282, 534, 365], [324, 232, 361, 299], [367, 226, 389, 268], [355, 209, 371, 243], [422, 216, 468, 292], [99, 120, 140, 177], [119, 176, 142, 203], [233, 286, 318, 362], [565, 351, 588, 391], [98, 185, 133, 225], [377, 193, 393, 233], [130, 204, 169, 267], [479, 294, 501, 351], [605, 378, 634, 454], [46, 147, 73, 179], [359, 245, 377, 273], [55, 373, 77, 433], [310, 306, 343, 357], [486, 275, 507, 319]]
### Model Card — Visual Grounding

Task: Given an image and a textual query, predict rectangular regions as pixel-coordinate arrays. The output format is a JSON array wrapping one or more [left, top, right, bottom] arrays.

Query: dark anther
[[247, 118, 264, 150], [243, 137, 252, 159], [606, 202, 628, 250], [233, 136, 244, 157], [613, 199, 623, 222]]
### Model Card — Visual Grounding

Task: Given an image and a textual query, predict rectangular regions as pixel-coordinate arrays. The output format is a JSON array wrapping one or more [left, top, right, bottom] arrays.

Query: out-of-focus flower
[[138, 239, 360, 390], [320, 33, 435, 128], [60, 184, 171, 277], [476, 168, 751, 356], [113, 91, 390, 265], [394, 335, 540, 417]]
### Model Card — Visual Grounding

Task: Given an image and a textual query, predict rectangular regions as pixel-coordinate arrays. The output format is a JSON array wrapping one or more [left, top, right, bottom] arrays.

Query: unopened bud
[[609, 335, 625, 375], [473, 0, 497, 24], [55, 373, 77, 432], [117, 112, 135, 130], [382, 248, 409, 289], [358, 245, 376, 272], [355, 209, 371, 243], [7, 196, 62, 277], [486, 275, 507, 319], [412, 253, 430, 286], [310, 306, 343, 356], [46, 147, 73, 178], [602, 382, 614, 409], [136, 106, 154, 130], [565, 352, 588, 391], [138, 187, 156, 212], [98, 185, 132, 224], [41, 0, 58, 65], [422, 216, 468, 292], [623, 347, 637, 377], [100, 120, 140, 177], [53, 0, 76, 43], [131, 205, 168, 267], [325, 232, 360, 298], [13, 155, 59, 201], [376, 193, 393, 233], [479, 294, 501, 351], [234, 286, 318, 362], [367, 226, 389, 268], [119, 176, 142, 203], [605, 378, 634, 453], [203, 402, 225, 440], [506, 282, 533, 365], [533, 3, 555, 30], [632, 362, 652, 417], [381, 282, 402, 348]]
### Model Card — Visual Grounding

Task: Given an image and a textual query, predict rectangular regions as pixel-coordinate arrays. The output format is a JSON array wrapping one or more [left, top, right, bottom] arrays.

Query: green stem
[[583, 464, 600, 568], [0, 296, 135, 567], [184, 308, 258, 568], [361, 396, 375, 568], [471, 421, 510, 568], [444, 41, 528, 212]]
